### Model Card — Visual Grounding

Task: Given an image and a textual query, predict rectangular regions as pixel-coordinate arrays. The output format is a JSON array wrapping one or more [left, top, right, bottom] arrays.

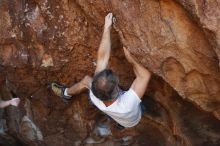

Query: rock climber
[[51, 12, 151, 143]]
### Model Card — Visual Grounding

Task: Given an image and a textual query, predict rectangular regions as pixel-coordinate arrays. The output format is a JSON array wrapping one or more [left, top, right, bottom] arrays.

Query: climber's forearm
[[0, 100, 11, 108], [123, 47, 151, 98], [95, 27, 111, 74], [130, 62, 151, 98], [129, 56, 151, 98], [132, 61, 151, 80], [123, 47, 150, 79]]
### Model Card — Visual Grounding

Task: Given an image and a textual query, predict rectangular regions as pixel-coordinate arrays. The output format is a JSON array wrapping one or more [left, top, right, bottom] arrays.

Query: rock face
[[176, 0, 220, 62], [0, 0, 220, 146]]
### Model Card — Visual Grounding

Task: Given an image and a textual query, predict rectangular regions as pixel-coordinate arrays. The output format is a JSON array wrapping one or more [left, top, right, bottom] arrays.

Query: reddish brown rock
[[176, 0, 220, 63]]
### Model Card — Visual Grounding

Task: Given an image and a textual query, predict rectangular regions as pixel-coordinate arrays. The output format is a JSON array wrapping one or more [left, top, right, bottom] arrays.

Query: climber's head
[[91, 69, 119, 101]]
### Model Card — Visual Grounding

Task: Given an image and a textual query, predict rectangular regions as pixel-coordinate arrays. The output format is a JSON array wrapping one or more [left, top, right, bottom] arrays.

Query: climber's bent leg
[[66, 75, 92, 96], [51, 76, 92, 102]]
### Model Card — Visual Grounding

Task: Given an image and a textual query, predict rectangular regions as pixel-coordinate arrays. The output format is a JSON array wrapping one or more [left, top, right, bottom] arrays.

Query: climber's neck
[[103, 98, 117, 107]]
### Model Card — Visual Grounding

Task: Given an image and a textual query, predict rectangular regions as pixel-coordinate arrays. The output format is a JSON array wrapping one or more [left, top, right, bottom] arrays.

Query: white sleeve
[[122, 89, 141, 108]]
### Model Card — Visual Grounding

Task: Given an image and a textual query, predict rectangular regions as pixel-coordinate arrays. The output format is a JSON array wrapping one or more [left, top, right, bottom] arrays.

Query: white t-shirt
[[89, 89, 142, 128]]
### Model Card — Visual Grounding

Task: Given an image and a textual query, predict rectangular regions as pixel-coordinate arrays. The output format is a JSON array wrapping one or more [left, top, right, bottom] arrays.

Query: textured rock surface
[[176, 0, 220, 62], [0, 0, 220, 146]]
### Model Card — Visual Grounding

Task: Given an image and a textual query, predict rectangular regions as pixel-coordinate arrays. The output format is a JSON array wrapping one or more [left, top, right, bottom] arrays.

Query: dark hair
[[91, 69, 119, 101]]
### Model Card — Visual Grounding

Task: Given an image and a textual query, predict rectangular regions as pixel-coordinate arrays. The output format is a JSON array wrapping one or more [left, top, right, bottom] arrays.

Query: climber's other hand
[[10, 98, 20, 107]]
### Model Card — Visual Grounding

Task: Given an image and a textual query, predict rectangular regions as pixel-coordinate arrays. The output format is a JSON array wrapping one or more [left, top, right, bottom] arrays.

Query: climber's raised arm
[[123, 47, 151, 98], [95, 13, 113, 74]]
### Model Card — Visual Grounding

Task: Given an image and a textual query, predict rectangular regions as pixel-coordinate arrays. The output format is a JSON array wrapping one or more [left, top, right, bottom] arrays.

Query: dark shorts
[[140, 102, 145, 116]]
